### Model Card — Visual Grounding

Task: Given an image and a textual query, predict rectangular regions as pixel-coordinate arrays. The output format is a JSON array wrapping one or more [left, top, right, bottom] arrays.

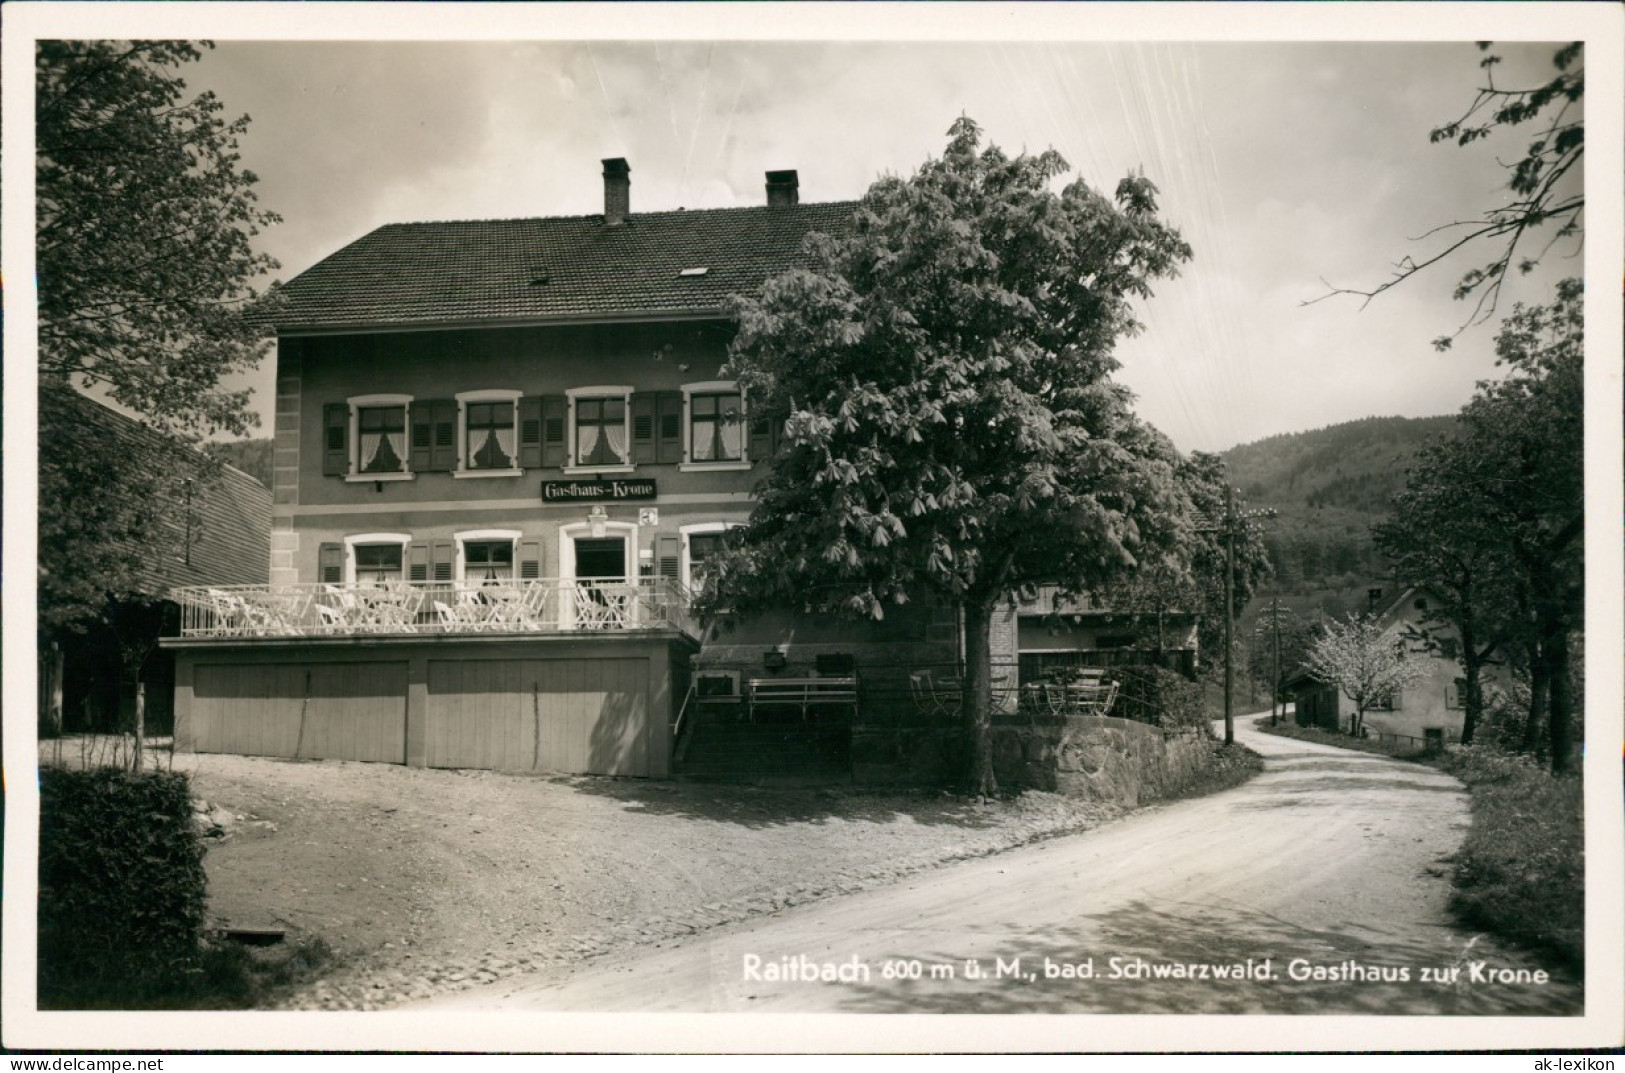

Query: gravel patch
[[46, 744, 1127, 1010]]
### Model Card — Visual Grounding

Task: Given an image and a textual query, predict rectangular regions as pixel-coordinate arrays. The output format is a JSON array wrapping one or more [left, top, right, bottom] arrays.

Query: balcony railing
[[173, 579, 697, 640]]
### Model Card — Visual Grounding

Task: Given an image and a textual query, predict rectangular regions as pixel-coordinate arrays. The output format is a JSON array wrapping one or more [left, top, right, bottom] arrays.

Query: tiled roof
[[171, 462, 271, 590], [272, 202, 860, 332], [40, 383, 271, 596]]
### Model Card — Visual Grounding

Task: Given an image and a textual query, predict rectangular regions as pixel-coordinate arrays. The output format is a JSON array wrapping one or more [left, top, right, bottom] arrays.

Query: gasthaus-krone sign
[[542, 479, 658, 503]]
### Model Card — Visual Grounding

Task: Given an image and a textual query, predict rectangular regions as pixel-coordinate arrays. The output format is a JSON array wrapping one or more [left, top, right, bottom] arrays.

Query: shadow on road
[[832, 899, 1583, 1016], [560, 778, 1035, 831]]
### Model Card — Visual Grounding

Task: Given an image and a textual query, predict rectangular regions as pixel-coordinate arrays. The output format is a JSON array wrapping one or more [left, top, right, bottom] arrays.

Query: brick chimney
[[602, 157, 630, 226], [766, 169, 799, 207]]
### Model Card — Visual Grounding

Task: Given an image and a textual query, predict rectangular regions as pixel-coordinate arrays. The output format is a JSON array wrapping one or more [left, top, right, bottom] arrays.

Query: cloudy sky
[[27, 6, 1603, 454]]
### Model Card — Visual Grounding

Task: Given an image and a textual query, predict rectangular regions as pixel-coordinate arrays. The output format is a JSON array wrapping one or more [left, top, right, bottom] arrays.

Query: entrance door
[[571, 536, 631, 628], [573, 537, 626, 580]]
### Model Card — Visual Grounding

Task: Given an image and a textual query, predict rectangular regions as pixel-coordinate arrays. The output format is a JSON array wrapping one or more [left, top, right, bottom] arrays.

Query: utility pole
[[1202, 484, 1275, 747], [1224, 484, 1235, 746], [1253, 600, 1294, 726], [1272, 596, 1282, 725]]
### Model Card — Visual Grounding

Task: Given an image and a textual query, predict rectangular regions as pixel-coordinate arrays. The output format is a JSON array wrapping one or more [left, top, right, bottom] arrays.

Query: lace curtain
[[361, 431, 405, 472]]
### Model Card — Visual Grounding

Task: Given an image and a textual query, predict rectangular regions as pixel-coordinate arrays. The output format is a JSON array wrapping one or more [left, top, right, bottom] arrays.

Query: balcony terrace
[[174, 578, 698, 641]]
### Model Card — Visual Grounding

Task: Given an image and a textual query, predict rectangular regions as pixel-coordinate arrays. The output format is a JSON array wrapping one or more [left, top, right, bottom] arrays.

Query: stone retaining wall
[[990, 714, 1212, 806], [848, 713, 1213, 806]]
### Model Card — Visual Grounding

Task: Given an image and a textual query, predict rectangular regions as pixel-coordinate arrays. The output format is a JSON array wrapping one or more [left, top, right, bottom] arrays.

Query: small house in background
[[1285, 586, 1475, 747], [38, 381, 272, 735]]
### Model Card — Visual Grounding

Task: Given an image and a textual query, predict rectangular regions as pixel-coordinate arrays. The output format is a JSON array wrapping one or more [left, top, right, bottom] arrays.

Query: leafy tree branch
[[1306, 42, 1583, 349]]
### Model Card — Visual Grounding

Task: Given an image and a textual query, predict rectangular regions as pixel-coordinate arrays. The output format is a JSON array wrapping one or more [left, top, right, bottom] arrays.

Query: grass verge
[[1436, 749, 1584, 971], [1252, 717, 1583, 971], [1166, 740, 1264, 801], [1250, 717, 1434, 761]]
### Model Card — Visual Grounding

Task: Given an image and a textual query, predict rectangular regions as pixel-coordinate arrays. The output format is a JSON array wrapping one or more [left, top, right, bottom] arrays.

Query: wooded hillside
[[204, 438, 272, 488], [1222, 415, 1456, 596]]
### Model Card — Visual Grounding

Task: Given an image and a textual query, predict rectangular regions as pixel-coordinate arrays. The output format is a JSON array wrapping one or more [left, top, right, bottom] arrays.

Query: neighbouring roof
[[271, 202, 860, 333], [173, 460, 271, 590], [40, 383, 271, 595]]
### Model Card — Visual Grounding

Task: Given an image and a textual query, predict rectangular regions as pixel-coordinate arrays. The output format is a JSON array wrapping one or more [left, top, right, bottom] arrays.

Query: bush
[[1440, 745, 1584, 969], [38, 766, 208, 1007], [1475, 678, 1535, 753], [1111, 664, 1206, 730]]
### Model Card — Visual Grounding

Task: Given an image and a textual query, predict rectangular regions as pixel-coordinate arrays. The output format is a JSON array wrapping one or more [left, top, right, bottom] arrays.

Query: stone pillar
[[989, 602, 1020, 713], [270, 343, 302, 587]]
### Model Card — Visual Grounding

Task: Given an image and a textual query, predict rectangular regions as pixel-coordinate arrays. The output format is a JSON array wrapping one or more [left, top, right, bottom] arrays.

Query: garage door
[[190, 662, 408, 763], [426, 658, 648, 775]]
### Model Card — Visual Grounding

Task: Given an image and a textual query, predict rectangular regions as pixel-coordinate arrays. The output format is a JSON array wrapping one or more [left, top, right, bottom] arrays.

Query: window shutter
[[428, 399, 458, 472], [656, 535, 680, 580], [749, 413, 786, 466], [323, 405, 349, 476], [630, 393, 658, 464], [748, 414, 773, 466], [408, 541, 435, 583], [518, 539, 543, 580], [409, 404, 437, 473], [541, 396, 567, 468], [518, 397, 544, 469], [655, 392, 683, 464], [318, 542, 345, 584], [1391, 690, 1403, 711], [429, 539, 455, 583]]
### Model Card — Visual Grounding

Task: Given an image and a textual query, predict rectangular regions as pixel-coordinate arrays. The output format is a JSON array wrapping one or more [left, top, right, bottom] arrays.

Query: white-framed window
[[455, 390, 523, 477], [455, 529, 521, 584], [344, 532, 411, 585], [680, 381, 750, 472], [679, 521, 737, 591], [346, 394, 413, 481], [566, 386, 634, 474]]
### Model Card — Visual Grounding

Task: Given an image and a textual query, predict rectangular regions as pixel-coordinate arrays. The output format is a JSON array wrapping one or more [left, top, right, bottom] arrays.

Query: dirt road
[[418, 719, 1581, 1016]]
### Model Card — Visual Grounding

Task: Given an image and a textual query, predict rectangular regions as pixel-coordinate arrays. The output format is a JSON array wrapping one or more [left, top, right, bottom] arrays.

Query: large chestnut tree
[[704, 118, 1196, 795]]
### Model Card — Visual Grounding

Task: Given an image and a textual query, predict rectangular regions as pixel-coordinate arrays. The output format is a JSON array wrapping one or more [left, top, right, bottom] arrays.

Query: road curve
[[415, 716, 1580, 1016]]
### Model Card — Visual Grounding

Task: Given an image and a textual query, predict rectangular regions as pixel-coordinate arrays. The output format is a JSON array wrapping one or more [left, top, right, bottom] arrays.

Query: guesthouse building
[[168, 162, 975, 780], [168, 159, 1189, 781]]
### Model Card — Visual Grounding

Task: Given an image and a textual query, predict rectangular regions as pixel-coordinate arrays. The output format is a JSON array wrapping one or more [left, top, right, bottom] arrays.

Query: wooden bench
[[747, 676, 859, 721]]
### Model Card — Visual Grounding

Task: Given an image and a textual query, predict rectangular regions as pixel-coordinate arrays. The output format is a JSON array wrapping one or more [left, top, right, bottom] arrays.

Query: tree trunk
[[1547, 631, 1573, 775], [133, 680, 146, 773], [1522, 648, 1549, 756], [1460, 659, 1481, 746], [1458, 623, 1482, 746], [42, 642, 65, 737], [962, 598, 999, 799]]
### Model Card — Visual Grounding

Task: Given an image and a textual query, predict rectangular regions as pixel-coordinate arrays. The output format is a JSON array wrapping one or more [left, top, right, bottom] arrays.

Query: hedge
[[1111, 664, 1207, 730], [38, 766, 208, 1007]]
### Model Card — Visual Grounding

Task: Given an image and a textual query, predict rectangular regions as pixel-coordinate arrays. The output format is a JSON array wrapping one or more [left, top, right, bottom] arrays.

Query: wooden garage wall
[[425, 657, 648, 775], [173, 635, 691, 775], [190, 662, 407, 763]]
